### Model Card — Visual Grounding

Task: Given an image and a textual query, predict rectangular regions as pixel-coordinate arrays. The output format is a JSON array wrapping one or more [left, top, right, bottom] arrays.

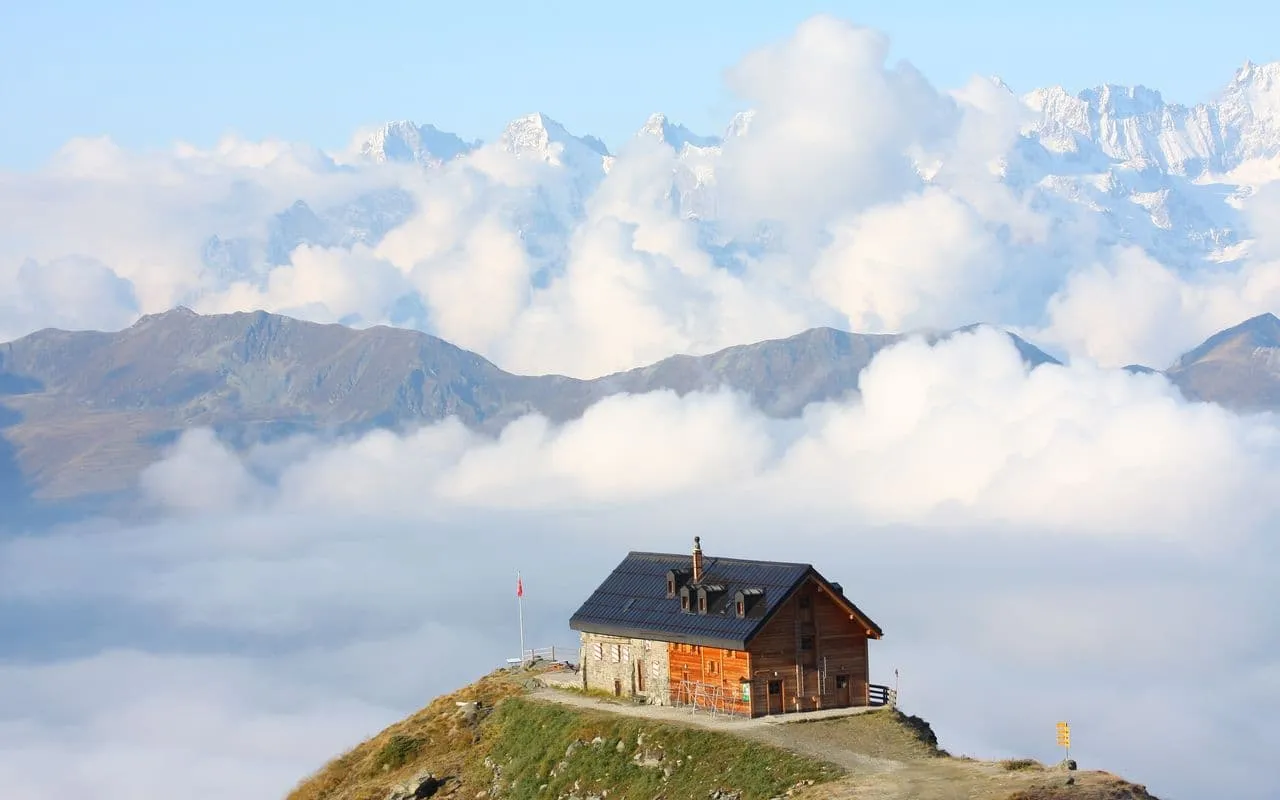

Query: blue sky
[[2, 0, 1278, 169]]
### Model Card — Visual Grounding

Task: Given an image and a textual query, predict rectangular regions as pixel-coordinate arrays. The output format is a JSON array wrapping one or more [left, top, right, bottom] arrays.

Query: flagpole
[[517, 571, 526, 666]]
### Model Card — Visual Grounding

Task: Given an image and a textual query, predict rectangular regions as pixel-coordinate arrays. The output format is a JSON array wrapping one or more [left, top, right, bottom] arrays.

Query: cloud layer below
[[4, 330, 1280, 798], [4, 14, 1280, 800]]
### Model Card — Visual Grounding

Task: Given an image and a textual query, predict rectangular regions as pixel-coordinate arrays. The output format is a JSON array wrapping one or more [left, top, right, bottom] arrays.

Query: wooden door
[[613, 679, 622, 697], [835, 674, 851, 707], [767, 680, 783, 715]]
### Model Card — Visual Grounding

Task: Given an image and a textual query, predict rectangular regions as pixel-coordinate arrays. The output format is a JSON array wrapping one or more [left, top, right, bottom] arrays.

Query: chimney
[[692, 536, 704, 584]]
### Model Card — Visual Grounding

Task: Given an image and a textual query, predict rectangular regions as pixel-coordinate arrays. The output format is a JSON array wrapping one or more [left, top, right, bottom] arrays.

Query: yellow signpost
[[1056, 721, 1071, 761]]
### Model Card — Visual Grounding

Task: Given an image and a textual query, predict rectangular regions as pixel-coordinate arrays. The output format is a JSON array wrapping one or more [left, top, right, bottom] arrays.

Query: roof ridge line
[[625, 550, 814, 568]]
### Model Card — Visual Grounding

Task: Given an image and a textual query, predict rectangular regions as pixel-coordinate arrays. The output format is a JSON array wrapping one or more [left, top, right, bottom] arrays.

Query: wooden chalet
[[568, 537, 883, 717]]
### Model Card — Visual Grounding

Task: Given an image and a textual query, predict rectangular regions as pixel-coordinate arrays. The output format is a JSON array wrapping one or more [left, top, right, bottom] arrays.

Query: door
[[767, 680, 784, 715], [835, 674, 851, 707], [613, 679, 622, 697]]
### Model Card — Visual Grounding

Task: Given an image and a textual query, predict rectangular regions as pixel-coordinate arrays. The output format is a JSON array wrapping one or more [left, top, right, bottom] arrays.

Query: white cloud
[[4, 330, 1280, 799], [6, 13, 1280, 800]]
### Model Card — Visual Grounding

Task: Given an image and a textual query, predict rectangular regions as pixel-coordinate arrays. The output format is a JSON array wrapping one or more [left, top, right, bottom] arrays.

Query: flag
[[517, 574, 523, 598]]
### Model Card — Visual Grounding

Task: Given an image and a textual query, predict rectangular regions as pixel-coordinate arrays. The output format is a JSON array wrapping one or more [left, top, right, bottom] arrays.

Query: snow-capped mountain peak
[[501, 112, 610, 162], [1021, 60, 1280, 176], [358, 120, 479, 166], [724, 110, 755, 140], [638, 113, 719, 151]]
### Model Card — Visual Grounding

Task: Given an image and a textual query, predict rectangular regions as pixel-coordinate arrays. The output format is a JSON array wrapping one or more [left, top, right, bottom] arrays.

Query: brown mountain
[[0, 308, 1054, 507], [1163, 312, 1280, 412]]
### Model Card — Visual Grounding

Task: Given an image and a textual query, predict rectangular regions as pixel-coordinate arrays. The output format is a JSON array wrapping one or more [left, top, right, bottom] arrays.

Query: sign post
[[1056, 721, 1071, 763]]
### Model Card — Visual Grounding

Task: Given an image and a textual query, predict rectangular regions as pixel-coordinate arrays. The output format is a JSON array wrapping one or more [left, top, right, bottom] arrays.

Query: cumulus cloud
[[4, 13, 1274, 377], [6, 12, 1280, 800]]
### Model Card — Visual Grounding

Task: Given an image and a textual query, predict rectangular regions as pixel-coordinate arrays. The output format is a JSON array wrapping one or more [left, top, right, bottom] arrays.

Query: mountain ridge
[[0, 310, 1056, 504], [0, 308, 1273, 509]]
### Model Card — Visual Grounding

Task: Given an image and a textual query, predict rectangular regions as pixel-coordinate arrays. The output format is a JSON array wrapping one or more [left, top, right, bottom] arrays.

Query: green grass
[[472, 698, 840, 800], [372, 735, 424, 772]]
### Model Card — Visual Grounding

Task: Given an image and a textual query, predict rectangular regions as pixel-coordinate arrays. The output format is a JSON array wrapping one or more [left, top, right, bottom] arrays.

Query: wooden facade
[[569, 539, 882, 718], [741, 576, 870, 716], [667, 642, 754, 715], [660, 577, 874, 717]]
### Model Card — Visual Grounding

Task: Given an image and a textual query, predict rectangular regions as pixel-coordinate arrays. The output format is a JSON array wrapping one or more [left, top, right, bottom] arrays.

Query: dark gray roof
[[569, 550, 881, 650]]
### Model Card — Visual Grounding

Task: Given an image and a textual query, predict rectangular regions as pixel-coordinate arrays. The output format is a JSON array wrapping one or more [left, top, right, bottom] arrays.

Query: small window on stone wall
[[592, 642, 603, 660], [611, 644, 621, 663]]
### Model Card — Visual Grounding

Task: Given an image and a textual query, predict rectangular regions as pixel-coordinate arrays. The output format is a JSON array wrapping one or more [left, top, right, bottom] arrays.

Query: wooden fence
[[867, 683, 898, 708]]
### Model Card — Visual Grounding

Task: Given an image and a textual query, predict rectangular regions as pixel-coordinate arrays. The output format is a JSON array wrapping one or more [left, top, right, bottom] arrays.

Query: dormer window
[[696, 584, 725, 615], [680, 586, 691, 612], [666, 569, 685, 599], [735, 587, 764, 618]]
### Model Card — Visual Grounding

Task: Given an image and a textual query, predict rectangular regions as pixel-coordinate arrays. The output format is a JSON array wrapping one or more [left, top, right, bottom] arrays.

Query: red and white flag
[[516, 574, 524, 598]]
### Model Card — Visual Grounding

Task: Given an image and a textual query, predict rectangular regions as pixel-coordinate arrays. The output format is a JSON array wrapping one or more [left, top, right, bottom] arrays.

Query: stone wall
[[578, 633, 670, 705]]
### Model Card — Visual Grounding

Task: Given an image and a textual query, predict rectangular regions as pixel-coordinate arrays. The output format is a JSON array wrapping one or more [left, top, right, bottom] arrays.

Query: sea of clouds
[[2, 14, 1280, 800]]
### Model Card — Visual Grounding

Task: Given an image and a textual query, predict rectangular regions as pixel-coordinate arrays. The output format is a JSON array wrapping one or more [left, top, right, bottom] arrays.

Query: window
[[681, 592, 690, 612], [622, 646, 630, 663], [835, 675, 850, 689], [735, 599, 745, 617], [592, 642, 603, 660], [800, 635, 814, 651], [611, 644, 621, 663], [707, 660, 718, 675], [666, 576, 675, 596], [698, 593, 707, 613]]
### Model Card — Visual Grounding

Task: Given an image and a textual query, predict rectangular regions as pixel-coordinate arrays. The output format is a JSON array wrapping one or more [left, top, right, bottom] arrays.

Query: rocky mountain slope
[[0, 309, 1054, 503], [287, 664, 1161, 800], [1164, 312, 1280, 411], [2, 309, 1276, 507]]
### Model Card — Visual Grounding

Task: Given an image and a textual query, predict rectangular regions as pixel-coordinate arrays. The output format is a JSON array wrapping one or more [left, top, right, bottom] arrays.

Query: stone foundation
[[578, 633, 670, 705]]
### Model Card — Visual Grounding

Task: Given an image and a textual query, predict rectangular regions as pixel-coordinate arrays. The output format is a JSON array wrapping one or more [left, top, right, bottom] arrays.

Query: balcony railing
[[867, 683, 898, 707]]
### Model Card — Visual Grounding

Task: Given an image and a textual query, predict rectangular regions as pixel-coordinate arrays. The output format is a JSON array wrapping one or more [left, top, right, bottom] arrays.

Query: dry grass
[[1006, 772, 1161, 800], [1000, 758, 1045, 772], [286, 669, 526, 800], [769, 707, 943, 765]]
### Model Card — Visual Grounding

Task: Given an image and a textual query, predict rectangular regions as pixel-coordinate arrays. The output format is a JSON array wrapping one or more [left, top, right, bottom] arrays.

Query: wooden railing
[[867, 683, 897, 708]]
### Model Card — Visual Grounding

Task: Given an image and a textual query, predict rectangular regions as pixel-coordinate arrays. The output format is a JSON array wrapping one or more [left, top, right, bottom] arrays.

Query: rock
[[615, 740, 626, 752], [385, 771, 444, 800]]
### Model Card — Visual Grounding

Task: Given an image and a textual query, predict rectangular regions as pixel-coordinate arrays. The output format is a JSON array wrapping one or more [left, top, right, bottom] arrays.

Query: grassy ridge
[[475, 697, 838, 800], [287, 670, 837, 800]]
